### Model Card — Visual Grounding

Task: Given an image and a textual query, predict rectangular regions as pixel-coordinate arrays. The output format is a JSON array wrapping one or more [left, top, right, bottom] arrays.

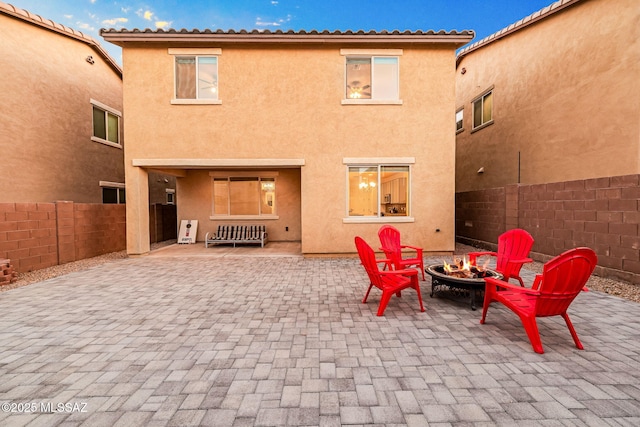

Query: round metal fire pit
[[425, 264, 503, 310]]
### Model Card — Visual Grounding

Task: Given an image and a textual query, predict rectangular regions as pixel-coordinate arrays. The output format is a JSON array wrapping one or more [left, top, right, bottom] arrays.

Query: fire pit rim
[[425, 264, 503, 285]]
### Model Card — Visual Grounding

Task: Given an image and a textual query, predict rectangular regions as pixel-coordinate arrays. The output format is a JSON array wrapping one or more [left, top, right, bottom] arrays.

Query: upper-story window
[[472, 89, 493, 131], [456, 108, 464, 133], [341, 49, 402, 105], [91, 99, 121, 148], [169, 48, 221, 104]]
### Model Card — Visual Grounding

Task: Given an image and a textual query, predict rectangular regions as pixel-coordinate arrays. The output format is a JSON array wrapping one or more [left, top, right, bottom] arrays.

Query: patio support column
[[126, 166, 150, 255]]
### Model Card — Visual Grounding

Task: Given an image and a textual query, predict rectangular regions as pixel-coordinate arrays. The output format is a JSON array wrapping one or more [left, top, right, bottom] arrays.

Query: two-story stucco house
[[101, 28, 473, 255], [0, 2, 126, 204]]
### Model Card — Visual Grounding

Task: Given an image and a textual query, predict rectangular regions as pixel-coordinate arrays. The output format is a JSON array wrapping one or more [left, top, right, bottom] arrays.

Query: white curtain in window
[[372, 57, 398, 100]]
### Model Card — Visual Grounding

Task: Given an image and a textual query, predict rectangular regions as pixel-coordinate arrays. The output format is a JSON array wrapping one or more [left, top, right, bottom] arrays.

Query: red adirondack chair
[[378, 225, 425, 280], [355, 236, 425, 316], [480, 247, 597, 354], [468, 228, 534, 286]]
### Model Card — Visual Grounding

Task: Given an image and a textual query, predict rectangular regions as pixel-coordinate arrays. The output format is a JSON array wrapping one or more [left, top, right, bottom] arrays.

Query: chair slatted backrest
[[355, 237, 384, 288], [377, 225, 402, 268], [495, 229, 534, 276], [534, 248, 597, 317], [218, 225, 230, 239]]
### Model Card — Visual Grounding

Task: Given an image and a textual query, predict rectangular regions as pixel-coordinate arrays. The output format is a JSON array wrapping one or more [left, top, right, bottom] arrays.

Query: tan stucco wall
[[455, 0, 640, 192], [0, 14, 124, 203], [121, 42, 459, 254]]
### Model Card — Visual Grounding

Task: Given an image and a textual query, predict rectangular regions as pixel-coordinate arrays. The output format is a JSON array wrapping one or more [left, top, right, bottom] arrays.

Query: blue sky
[[11, 0, 556, 64]]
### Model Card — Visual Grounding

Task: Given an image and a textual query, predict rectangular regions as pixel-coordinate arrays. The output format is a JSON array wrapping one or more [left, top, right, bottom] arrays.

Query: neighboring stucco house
[[0, 2, 126, 204], [454, 0, 639, 192], [453, 0, 640, 283], [101, 28, 473, 255]]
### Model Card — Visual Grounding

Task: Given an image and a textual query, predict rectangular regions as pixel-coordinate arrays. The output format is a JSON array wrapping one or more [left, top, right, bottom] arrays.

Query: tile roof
[[100, 28, 474, 46], [0, 1, 121, 76], [456, 0, 583, 64]]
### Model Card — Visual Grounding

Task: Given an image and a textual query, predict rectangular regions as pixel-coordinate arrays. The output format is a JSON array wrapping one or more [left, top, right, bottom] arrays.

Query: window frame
[[100, 181, 125, 204], [169, 48, 222, 105], [209, 171, 279, 220], [166, 189, 176, 205], [471, 87, 494, 132], [343, 157, 415, 224], [91, 99, 121, 148], [456, 108, 464, 134], [341, 49, 403, 105]]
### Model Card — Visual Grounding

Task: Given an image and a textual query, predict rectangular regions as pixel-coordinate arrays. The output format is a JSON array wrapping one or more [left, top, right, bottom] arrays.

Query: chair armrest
[[506, 257, 533, 266], [400, 245, 423, 255], [485, 276, 540, 296], [379, 268, 418, 277], [376, 258, 393, 268], [468, 251, 497, 263]]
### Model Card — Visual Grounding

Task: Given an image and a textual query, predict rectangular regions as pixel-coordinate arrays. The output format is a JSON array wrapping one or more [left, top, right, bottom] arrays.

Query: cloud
[[121, 7, 130, 13], [271, 1, 279, 4], [135, 8, 170, 29], [255, 14, 291, 27], [64, 14, 73, 19], [136, 9, 154, 20], [102, 17, 128, 26], [76, 21, 95, 31]]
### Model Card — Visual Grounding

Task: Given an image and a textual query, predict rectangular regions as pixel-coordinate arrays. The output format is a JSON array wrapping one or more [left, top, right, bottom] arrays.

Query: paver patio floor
[[0, 248, 639, 426]]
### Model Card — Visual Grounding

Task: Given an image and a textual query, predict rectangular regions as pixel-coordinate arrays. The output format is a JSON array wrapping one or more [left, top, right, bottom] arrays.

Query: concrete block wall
[[0, 203, 59, 272], [0, 201, 126, 274], [455, 187, 505, 243], [456, 174, 640, 285], [73, 203, 126, 260]]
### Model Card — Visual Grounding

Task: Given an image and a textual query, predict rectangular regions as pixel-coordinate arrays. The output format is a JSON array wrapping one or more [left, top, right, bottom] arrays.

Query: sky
[[9, 0, 557, 64]]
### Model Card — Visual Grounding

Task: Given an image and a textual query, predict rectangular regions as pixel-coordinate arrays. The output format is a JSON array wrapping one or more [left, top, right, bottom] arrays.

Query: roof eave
[[456, 0, 583, 67], [100, 29, 474, 48], [0, 1, 122, 77]]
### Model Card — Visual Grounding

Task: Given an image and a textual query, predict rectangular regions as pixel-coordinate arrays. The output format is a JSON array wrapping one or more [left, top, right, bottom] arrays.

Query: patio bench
[[205, 225, 268, 248]]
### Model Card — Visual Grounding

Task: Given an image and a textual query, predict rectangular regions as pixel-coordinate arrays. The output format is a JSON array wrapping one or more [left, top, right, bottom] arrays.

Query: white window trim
[[471, 87, 494, 132], [91, 99, 122, 148], [169, 48, 222, 105], [209, 171, 280, 220], [99, 181, 125, 189], [342, 158, 415, 223], [341, 49, 403, 105]]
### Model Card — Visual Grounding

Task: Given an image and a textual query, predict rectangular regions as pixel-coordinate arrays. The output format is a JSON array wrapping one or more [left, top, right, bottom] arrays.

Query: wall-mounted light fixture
[[477, 167, 485, 174], [86, 55, 95, 64]]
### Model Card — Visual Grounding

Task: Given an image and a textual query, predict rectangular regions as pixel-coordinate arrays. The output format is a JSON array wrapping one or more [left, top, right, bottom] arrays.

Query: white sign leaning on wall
[[178, 220, 198, 244]]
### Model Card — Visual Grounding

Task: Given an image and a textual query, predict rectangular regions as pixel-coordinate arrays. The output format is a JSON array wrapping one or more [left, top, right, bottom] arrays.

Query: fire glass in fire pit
[[425, 257, 503, 310]]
